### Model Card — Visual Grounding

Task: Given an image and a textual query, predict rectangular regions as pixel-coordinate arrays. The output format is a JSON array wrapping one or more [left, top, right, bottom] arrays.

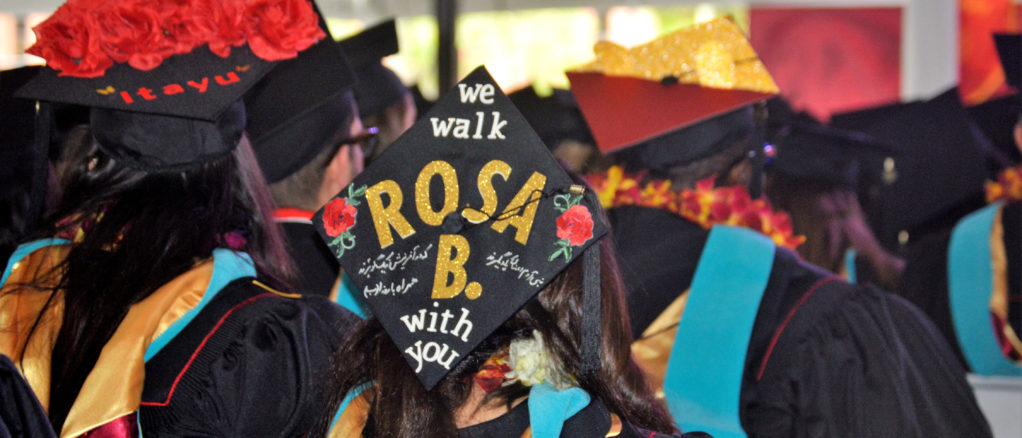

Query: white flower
[[506, 329, 575, 390]]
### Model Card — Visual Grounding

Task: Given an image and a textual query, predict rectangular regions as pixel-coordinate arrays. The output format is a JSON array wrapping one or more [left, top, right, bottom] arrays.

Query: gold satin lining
[[328, 271, 343, 303], [606, 413, 623, 437], [328, 392, 371, 438], [989, 209, 1022, 361], [0, 244, 69, 412], [631, 290, 690, 395], [0, 244, 220, 437]]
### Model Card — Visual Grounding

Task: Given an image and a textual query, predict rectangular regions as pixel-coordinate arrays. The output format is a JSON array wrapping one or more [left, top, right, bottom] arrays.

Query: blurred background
[[3, 0, 1018, 119]]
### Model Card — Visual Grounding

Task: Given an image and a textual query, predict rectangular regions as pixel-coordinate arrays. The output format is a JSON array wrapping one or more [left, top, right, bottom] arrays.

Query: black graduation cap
[[831, 89, 987, 248], [765, 96, 819, 134], [508, 86, 595, 151], [244, 5, 358, 183], [15, 0, 332, 172], [967, 94, 1022, 166], [768, 121, 898, 191], [995, 33, 1022, 91], [338, 20, 409, 121], [313, 66, 609, 390]]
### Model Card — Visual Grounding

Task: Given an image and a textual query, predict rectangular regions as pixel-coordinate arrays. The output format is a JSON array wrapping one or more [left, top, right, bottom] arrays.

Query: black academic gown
[[277, 214, 342, 298], [0, 355, 55, 438], [139, 277, 354, 436], [898, 201, 1022, 366], [610, 205, 991, 437]]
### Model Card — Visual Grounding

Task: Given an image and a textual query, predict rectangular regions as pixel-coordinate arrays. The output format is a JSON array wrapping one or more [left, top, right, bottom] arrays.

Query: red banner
[[749, 8, 901, 120]]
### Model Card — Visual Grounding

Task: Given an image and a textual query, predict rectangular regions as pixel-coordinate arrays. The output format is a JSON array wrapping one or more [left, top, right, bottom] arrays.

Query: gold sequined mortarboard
[[577, 17, 777, 94]]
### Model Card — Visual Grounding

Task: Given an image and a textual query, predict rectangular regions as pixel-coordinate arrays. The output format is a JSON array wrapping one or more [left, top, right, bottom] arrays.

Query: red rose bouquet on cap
[[27, 0, 325, 78]]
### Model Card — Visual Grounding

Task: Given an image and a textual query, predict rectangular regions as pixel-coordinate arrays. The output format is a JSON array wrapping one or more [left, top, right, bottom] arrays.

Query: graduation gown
[[0, 355, 55, 438], [0, 240, 354, 437], [899, 201, 1022, 366], [611, 206, 991, 437]]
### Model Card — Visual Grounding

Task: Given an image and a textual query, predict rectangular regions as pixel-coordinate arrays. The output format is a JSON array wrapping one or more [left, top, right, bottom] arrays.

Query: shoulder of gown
[[139, 277, 357, 436], [742, 253, 992, 437]]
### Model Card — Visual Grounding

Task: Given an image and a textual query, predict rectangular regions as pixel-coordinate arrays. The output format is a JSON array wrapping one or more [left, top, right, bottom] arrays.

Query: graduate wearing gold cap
[[575, 18, 991, 437]]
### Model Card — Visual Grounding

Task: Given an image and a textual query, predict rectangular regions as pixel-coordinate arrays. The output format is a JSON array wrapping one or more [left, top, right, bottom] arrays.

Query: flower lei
[[585, 166, 805, 250], [986, 165, 1022, 204], [474, 330, 575, 393], [27, 0, 326, 78]]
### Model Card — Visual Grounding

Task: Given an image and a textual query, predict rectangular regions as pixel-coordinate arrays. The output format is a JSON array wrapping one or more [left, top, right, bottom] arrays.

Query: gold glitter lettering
[[491, 171, 547, 245], [432, 234, 473, 299], [462, 160, 511, 224], [365, 180, 416, 249], [415, 160, 460, 226]]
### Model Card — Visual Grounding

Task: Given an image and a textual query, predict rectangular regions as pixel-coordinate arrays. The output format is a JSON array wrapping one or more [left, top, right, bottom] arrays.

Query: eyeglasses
[[335, 126, 379, 157], [324, 127, 379, 169]]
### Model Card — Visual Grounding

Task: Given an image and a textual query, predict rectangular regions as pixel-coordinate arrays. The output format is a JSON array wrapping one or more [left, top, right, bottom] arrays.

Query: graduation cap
[[967, 94, 1022, 166], [338, 20, 409, 121], [768, 120, 898, 191], [313, 66, 609, 390], [16, 0, 331, 172], [567, 17, 778, 156], [995, 33, 1022, 92], [831, 89, 987, 248], [508, 86, 594, 150], [244, 4, 358, 183]]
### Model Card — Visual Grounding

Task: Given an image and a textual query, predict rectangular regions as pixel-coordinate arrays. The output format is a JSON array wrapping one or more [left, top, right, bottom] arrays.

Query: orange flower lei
[[586, 166, 805, 250], [986, 165, 1022, 203]]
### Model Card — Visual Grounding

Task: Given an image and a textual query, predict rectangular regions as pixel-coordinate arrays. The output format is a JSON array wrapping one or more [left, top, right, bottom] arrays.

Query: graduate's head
[[569, 17, 778, 193], [244, 8, 365, 210], [340, 20, 416, 164], [13, 0, 333, 429], [313, 67, 674, 437]]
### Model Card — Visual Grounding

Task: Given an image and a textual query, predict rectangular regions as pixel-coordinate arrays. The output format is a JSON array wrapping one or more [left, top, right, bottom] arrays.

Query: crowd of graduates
[[0, 1, 1018, 437]]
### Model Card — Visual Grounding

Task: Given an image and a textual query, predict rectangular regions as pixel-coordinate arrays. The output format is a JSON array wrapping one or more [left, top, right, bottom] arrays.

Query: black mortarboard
[[768, 121, 898, 191], [244, 4, 358, 183], [313, 66, 608, 390], [338, 20, 409, 121], [831, 89, 987, 248], [995, 33, 1022, 91], [966, 94, 1022, 168], [508, 86, 595, 151], [16, 0, 331, 172]]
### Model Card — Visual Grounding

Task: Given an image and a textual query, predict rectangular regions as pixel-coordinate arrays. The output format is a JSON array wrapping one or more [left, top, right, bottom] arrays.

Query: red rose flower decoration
[[244, 0, 326, 61], [556, 205, 594, 246], [94, 0, 176, 71], [323, 197, 357, 237], [26, 2, 113, 78]]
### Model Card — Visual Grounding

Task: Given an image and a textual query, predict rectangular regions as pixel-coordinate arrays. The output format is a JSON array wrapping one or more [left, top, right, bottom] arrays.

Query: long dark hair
[[313, 237, 677, 437], [7, 128, 293, 432]]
